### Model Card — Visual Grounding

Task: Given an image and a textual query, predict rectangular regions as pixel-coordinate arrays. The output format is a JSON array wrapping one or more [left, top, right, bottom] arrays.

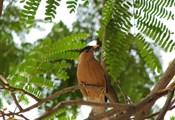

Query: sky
[[8, 0, 175, 119]]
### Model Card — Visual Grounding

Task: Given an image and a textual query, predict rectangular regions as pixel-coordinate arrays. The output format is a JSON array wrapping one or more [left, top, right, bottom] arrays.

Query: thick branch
[[87, 109, 116, 120], [115, 82, 175, 120], [151, 58, 175, 93]]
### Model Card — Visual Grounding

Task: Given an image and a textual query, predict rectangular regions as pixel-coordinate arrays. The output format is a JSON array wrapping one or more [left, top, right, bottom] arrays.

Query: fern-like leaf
[[98, 0, 114, 40], [20, 0, 41, 29], [7, 33, 90, 99], [45, 0, 61, 22], [135, 33, 162, 72], [66, 0, 78, 13], [99, 0, 133, 81], [135, 0, 175, 51]]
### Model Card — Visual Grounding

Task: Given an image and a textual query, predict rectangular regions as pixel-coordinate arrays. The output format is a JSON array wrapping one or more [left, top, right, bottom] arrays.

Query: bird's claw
[[80, 82, 86, 86]]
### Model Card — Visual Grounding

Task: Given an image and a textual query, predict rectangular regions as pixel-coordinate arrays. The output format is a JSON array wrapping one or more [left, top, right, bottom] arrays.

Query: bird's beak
[[93, 45, 99, 50]]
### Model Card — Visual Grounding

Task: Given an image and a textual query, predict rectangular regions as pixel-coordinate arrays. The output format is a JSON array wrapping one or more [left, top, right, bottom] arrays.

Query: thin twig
[[10, 93, 23, 111], [170, 98, 175, 106], [156, 90, 174, 120], [169, 105, 175, 110], [144, 111, 159, 119], [0, 111, 5, 120], [8, 111, 29, 120], [115, 80, 131, 103]]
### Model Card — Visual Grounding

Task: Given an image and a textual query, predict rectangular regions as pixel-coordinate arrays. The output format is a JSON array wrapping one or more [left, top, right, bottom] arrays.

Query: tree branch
[[36, 99, 131, 120], [87, 109, 116, 120], [32, 82, 175, 119], [156, 90, 174, 120], [115, 80, 131, 103], [10, 93, 23, 111], [0, 75, 40, 102], [144, 102, 175, 119], [0, 0, 3, 16], [0, 110, 5, 120], [8, 111, 29, 120], [2, 80, 175, 119], [2, 84, 114, 117], [136, 58, 175, 119], [152, 58, 175, 93], [115, 82, 175, 120]]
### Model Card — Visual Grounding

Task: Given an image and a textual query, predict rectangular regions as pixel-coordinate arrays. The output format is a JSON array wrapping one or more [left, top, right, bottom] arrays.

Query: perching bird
[[77, 45, 119, 116]]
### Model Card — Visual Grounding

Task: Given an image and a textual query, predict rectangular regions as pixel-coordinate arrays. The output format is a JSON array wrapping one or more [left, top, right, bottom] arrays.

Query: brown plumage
[[77, 45, 119, 116]]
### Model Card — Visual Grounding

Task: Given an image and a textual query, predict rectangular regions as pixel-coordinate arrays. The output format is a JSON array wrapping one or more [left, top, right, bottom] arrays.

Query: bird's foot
[[80, 82, 87, 86]]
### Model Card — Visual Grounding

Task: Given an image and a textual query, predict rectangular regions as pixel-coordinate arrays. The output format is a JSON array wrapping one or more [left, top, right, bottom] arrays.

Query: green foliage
[[0, 2, 27, 77], [135, 33, 162, 72], [66, 0, 78, 13], [171, 116, 175, 120], [44, 108, 66, 120], [135, 0, 174, 20], [36, 22, 83, 118], [98, 0, 114, 40], [20, 0, 90, 28], [97, 0, 175, 82], [105, 32, 132, 81], [45, 0, 61, 22], [99, 0, 133, 80], [118, 53, 154, 102], [135, 0, 175, 52], [20, 0, 41, 29], [7, 33, 89, 99], [44, 107, 76, 119], [82, 0, 89, 7]]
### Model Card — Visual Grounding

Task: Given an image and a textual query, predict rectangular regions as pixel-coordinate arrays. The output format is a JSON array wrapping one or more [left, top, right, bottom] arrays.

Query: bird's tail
[[90, 88, 106, 115], [92, 106, 110, 120], [92, 105, 105, 115]]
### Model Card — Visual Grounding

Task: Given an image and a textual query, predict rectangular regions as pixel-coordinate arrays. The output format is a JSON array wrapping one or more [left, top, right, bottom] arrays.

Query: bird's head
[[78, 45, 99, 61]]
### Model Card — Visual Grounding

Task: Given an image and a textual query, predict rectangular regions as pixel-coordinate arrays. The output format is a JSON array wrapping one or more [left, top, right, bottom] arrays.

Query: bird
[[77, 45, 119, 116]]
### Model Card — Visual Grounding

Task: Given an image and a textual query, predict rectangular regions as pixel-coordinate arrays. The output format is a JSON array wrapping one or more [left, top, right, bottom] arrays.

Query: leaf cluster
[[20, 0, 89, 28], [6, 33, 89, 101]]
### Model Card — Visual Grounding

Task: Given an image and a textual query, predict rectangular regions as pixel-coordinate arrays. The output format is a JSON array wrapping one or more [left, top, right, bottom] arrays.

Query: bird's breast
[[77, 59, 106, 87]]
